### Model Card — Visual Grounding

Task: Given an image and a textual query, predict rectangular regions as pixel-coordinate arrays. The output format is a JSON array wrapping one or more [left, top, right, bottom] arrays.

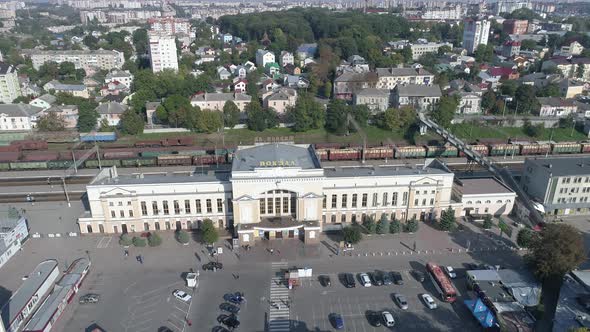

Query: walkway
[[268, 261, 290, 332]]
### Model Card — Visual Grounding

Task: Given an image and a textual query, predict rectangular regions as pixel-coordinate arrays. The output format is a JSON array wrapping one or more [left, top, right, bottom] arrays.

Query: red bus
[[426, 262, 457, 303]]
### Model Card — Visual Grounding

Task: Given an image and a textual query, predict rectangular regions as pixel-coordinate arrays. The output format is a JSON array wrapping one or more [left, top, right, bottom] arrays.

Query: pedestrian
[[236, 274, 240, 279], [270, 248, 274, 255], [277, 249, 280, 255]]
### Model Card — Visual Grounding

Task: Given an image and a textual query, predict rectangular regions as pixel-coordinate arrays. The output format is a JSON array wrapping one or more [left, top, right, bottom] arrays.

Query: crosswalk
[[269, 261, 290, 332]]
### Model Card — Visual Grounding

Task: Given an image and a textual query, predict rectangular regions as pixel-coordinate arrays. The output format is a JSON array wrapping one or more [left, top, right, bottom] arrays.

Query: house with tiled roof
[[190, 92, 251, 112], [95, 102, 128, 126], [537, 97, 577, 118]]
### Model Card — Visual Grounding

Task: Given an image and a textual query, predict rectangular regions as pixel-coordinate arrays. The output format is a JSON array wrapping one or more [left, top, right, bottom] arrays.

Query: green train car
[[425, 146, 459, 158], [0, 162, 10, 170], [9, 161, 48, 170], [48, 160, 75, 169], [394, 146, 427, 158], [85, 159, 121, 168], [141, 151, 171, 158], [121, 158, 157, 167]]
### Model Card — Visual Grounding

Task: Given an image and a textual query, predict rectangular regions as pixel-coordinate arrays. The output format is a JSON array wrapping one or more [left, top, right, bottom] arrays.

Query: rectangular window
[[283, 198, 289, 213], [174, 200, 180, 214], [383, 193, 388, 206], [152, 201, 159, 215], [415, 199, 419, 206], [342, 194, 348, 208], [111, 210, 116, 218], [120, 210, 124, 218], [422, 199, 426, 206], [372, 193, 378, 207], [362, 193, 368, 207], [341, 214, 347, 223], [141, 201, 147, 216], [430, 198, 434, 205], [206, 199, 212, 213], [260, 199, 266, 214], [352, 194, 358, 208], [392, 192, 398, 206], [129, 210, 133, 217], [323, 196, 326, 209], [331, 195, 337, 208], [163, 201, 169, 215], [196, 199, 202, 213], [185, 200, 191, 214], [291, 197, 296, 214], [217, 199, 223, 213], [402, 192, 408, 205], [267, 198, 273, 214], [275, 198, 280, 214]]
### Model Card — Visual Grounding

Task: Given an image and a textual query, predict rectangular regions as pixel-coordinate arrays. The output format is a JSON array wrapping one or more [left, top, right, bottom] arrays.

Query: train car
[[193, 155, 226, 165], [157, 155, 192, 166], [134, 140, 162, 148], [364, 147, 394, 160], [315, 143, 347, 149], [80, 132, 117, 142], [103, 151, 137, 159], [121, 158, 158, 167], [0, 162, 10, 170], [162, 137, 193, 146], [11, 140, 49, 150], [47, 160, 75, 169], [141, 151, 173, 158], [59, 151, 97, 161], [21, 151, 59, 161], [328, 148, 361, 161], [315, 149, 329, 161], [582, 142, 590, 153], [425, 145, 458, 158], [0, 151, 21, 162], [176, 150, 207, 156], [394, 146, 427, 159], [0, 145, 21, 152], [553, 142, 583, 154], [10, 161, 48, 170], [518, 142, 551, 155], [85, 159, 120, 168], [488, 143, 520, 156], [459, 144, 489, 157]]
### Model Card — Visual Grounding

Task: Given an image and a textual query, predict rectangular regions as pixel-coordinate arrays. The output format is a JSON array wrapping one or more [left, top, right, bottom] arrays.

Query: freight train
[[1, 140, 590, 171]]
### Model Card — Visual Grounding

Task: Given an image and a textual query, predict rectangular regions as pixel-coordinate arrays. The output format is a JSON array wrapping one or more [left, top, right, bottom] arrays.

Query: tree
[[382, 107, 416, 131], [390, 218, 402, 234], [523, 120, 544, 137], [577, 64, 585, 79], [482, 215, 493, 229], [538, 83, 560, 97], [376, 214, 390, 234], [223, 101, 240, 128], [528, 224, 586, 330], [132, 236, 147, 247], [119, 109, 145, 135], [520, 39, 537, 51], [160, 95, 197, 129], [439, 208, 456, 231], [438, 45, 452, 56], [498, 218, 513, 237], [400, 46, 413, 63], [343, 226, 362, 244], [405, 217, 419, 233], [500, 80, 518, 97], [37, 112, 66, 132], [514, 85, 540, 114], [119, 233, 132, 246], [432, 95, 458, 128], [481, 90, 497, 113], [175, 229, 190, 244], [474, 44, 494, 62], [247, 100, 277, 131], [148, 232, 162, 247], [129, 88, 157, 114], [201, 219, 219, 244], [363, 216, 377, 234], [77, 107, 99, 132], [196, 110, 223, 133], [517, 228, 536, 248], [322, 81, 332, 99], [288, 93, 325, 132]]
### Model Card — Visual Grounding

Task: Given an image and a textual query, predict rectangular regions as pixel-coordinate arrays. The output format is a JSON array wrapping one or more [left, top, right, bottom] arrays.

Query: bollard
[[395, 252, 398, 255], [372, 252, 375, 256], [380, 252, 383, 256], [365, 253, 368, 256], [402, 251, 405, 255]]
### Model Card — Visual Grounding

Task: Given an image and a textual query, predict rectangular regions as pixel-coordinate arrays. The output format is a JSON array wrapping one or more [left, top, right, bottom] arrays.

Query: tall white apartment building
[[148, 32, 179, 73], [21, 50, 125, 71], [148, 17, 190, 35], [0, 63, 21, 104], [462, 19, 491, 54]]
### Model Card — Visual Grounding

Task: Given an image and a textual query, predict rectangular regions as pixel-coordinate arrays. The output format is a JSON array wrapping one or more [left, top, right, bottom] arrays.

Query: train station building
[[78, 143, 463, 244]]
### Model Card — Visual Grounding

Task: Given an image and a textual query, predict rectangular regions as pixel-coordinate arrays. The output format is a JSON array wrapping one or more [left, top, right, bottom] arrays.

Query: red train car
[[103, 151, 137, 159], [328, 148, 361, 161], [22, 151, 59, 161], [193, 155, 225, 165], [134, 140, 162, 148], [459, 144, 489, 157], [363, 147, 394, 159], [0, 145, 21, 153], [315, 149, 329, 161], [0, 151, 21, 162], [11, 140, 48, 150]]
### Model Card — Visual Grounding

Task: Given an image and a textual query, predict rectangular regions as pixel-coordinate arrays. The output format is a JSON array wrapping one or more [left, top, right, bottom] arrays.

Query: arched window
[[476, 200, 482, 204], [496, 200, 502, 203], [485, 200, 491, 204], [466, 201, 472, 204]]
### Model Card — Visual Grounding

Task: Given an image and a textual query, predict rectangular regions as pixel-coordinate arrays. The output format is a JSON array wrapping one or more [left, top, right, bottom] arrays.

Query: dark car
[[367, 311, 382, 327], [330, 313, 344, 329], [217, 314, 240, 328], [203, 262, 223, 271], [578, 296, 590, 311], [320, 275, 331, 287], [382, 272, 393, 285], [344, 273, 356, 288], [370, 272, 383, 286], [391, 271, 404, 285], [79, 293, 100, 304], [219, 302, 240, 314], [412, 270, 425, 282], [223, 292, 246, 305], [465, 263, 479, 270], [212, 326, 230, 332]]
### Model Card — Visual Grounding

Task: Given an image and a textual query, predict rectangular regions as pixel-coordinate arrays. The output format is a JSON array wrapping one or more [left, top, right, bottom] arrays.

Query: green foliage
[[514, 85, 540, 114], [474, 44, 494, 62], [505, 8, 541, 21], [482, 215, 493, 229], [577, 64, 586, 79], [500, 80, 518, 97], [343, 226, 362, 244], [401, 46, 413, 63], [148, 232, 162, 247], [130, 89, 157, 114], [246, 100, 278, 131], [432, 96, 458, 128], [175, 230, 190, 244], [119, 233, 132, 246], [223, 101, 241, 128], [287, 93, 325, 132], [77, 107, 99, 132], [381, 107, 416, 131], [537, 83, 560, 97], [438, 45, 452, 56], [376, 214, 390, 234], [119, 109, 145, 135], [481, 90, 497, 113], [404, 217, 419, 233], [201, 219, 219, 244], [325, 99, 369, 135], [439, 207, 456, 231], [159, 94, 197, 129], [363, 217, 377, 234], [523, 120, 544, 138], [132, 236, 147, 247], [517, 228, 536, 248], [390, 218, 402, 234], [196, 110, 224, 133], [498, 218, 513, 237], [132, 29, 149, 56], [37, 112, 66, 132], [520, 39, 537, 51]]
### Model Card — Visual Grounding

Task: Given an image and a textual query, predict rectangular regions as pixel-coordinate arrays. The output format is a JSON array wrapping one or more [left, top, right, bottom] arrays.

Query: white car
[[359, 273, 372, 287], [173, 290, 192, 302], [421, 293, 437, 309], [381, 311, 395, 327], [444, 266, 457, 279]]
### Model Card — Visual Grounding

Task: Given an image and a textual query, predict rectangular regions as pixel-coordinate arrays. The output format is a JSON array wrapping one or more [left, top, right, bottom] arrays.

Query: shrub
[[363, 217, 377, 234], [119, 233, 132, 246], [517, 228, 536, 248], [343, 226, 362, 244], [201, 219, 219, 244], [439, 208, 456, 231], [390, 219, 402, 234], [405, 218, 419, 233], [132, 236, 147, 247], [175, 230, 190, 244], [482, 215, 493, 229], [376, 214, 389, 234], [148, 232, 162, 247]]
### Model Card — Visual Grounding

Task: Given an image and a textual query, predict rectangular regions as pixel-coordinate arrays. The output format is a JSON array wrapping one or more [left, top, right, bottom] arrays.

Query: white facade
[[0, 216, 29, 270], [454, 178, 516, 217], [149, 32, 179, 73], [410, 42, 453, 61], [21, 50, 125, 71], [256, 50, 275, 68], [149, 17, 190, 35], [0, 64, 21, 104], [376, 68, 435, 90], [280, 51, 294, 67], [463, 19, 491, 54], [105, 70, 134, 88], [0, 104, 43, 131]]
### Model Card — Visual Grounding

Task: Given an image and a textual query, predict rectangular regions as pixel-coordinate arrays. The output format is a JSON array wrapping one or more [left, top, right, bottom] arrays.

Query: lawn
[[450, 123, 588, 143]]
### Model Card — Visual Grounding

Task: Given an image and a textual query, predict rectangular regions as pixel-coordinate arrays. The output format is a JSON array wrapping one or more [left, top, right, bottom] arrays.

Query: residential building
[[233, 66, 247, 79], [28, 94, 56, 111], [43, 81, 89, 98], [462, 19, 491, 54], [256, 50, 275, 68], [537, 97, 578, 118], [284, 64, 301, 76], [148, 17, 190, 35], [191, 92, 251, 112], [283, 75, 310, 89], [502, 40, 521, 57], [421, 6, 462, 20], [21, 49, 124, 71], [279, 51, 294, 67], [145, 101, 160, 127], [353, 88, 390, 113], [503, 19, 528, 35], [217, 66, 231, 80], [296, 43, 317, 61], [0, 104, 43, 131], [394, 84, 442, 111], [453, 178, 516, 217], [410, 42, 453, 61], [262, 88, 297, 114], [233, 79, 247, 94], [96, 102, 128, 127], [0, 63, 21, 104], [558, 41, 584, 57], [265, 62, 280, 77], [43, 104, 78, 129], [521, 157, 590, 216], [148, 32, 179, 73], [559, 79, 585, 99], [99, 80, 130, 97], [542, 57, 590, 82], [334, 71, 378, 100], [376, 67, 435, 90], [0, 213, 29, 270], [77, 144, 456, 242], [105, 70, 133, 88], [451, 91, 482, 114]]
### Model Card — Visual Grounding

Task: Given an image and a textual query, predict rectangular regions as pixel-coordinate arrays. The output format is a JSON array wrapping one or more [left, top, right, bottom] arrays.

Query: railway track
[[0, 191, 85, 203], [0, 176, 93, 186]]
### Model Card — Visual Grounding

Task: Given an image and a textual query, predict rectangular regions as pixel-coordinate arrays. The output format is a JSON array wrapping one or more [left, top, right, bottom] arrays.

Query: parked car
[[320, 275, 331, 287], [578, 296, 590, 311], [173, 290, 191, 303], [343, 273, 356, 288], [223, 292, 245, 305], [217, 314, 240, 328], [367, 311, 382, 327], [212, 326, 230, 332], [421, 293, 437, 309], [203, 262, 223, 271], [412, 270, 425, 282], [370, 272, 383, 286], [465, 263, 478, 270], [359, 273, 372, 287], [394, 294, 409, 310], [330, 313, 344, 329], [382, 271, 393, 285], [391, 271, 403, 285], [381, 311, 395, 327], [219, 302, 240, 314], [444, 266, 457, 279], [79, 293, 100, 304]]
